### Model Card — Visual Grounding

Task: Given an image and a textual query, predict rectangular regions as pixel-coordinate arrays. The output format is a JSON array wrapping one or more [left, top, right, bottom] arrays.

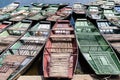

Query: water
[[0, 0, 96, 8]]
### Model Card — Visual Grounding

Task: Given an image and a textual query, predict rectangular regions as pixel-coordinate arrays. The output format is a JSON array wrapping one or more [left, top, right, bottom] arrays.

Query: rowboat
[[47, 6, 72, 22], [26, 11, 46, 21], [0, 20, 32, 54], [31, 3, 45, 7], [27, 6, 43, 18], [26, 5, 46, 21], [75, 18, 120, 75], [43, 4, 59, 17], [72, 2, 86, 18], [0, 21, 50, 80], [114, 5, 120, 13], [86, 5, 103, 20], [97, 19, 120, 53], [0, 21, 11, 33], [7, 20, 32, 35], [0, 14, 10, 21], [0, 2, 20, 15], [9, 6, 30, 22], [88, 0, 106, 5], [43, 20, 78, 79], [101, 0, 115, 9], [103, 8, 120, 27], [32, 3, 68, 9]]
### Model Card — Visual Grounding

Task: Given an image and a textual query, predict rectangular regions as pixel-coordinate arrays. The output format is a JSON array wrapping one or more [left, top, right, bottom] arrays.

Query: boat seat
[[21, 36, 46, 43], [100, 26, 118, 30], [8, 27, 28, 31], [52, 27, 74, 31], [15, 44, 41, 56], [104, 34, 120, 41], [76, 32, 100, 36], [50, 48, 73, 53], [50, 34, 75, 38], [76, 26, 95, 29]]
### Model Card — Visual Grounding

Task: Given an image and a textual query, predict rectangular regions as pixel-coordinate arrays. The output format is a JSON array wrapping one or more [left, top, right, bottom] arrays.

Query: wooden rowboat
[[43, 20, 78, 79], [27, 6, 43, 18], [0, 2, 20, 15], [0, 20, 32, 54], [47, 6, 72, 22], [72, 3, 86, 16], [101, 0, 115, 9], [75, 18, 120, 75], [86, 5, 103, 20], [103, 8, 120, 27], [43, 4, 59, 17], [97, 19, 120, 53], [0, 21, 51, 80], [9, 6, 30, 22], [114, 5, 120, 14]]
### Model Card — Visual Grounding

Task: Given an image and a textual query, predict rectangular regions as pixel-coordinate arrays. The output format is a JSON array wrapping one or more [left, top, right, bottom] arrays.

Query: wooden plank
[[50, 35, 75, 38], [100, 26, 118, 30], [104, 34, 120, 41], [52, 27, 74, 31], [104, 34, 120, 37], [17, 76, 43, 80], [72, 74, 93, 80]]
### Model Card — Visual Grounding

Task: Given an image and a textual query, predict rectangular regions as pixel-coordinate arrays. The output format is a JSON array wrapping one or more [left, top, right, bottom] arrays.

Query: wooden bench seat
[[50, 34, 75, 38]]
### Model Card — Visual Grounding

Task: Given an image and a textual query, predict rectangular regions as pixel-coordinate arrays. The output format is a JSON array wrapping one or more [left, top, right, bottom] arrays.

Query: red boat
[[43, 20, 78, 79], [47, 6, 72, 22], [0, 21, 11, 32]]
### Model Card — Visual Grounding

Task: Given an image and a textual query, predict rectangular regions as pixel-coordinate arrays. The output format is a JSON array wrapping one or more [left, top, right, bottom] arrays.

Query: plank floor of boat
[[104, 34, 120, 41], [17, 76, 43, 80], [0, 55, 27, 80], [51, 42, 73, 53], [15, 44, 42, 56], [0, 45, 9, 51], [49, 53, 71, 77], [72, 74, 93, 80], [49, 42, 73, 77]]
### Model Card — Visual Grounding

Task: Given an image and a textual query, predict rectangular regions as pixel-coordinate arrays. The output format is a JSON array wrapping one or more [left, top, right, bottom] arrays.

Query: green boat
[[27, 6, 43, 17], [97, 19, 120, 54], [0, 2, 20, 15], [26, 6, 46, 21], [0, 21, 50, 80], [0, 14, 10, 21], [103, 8, 120, 27], [32, 3, 68, 9], [31, 3, 49, 9], [27, 11, 46, 21], [0, 20, 32, 54], [75, 19, 120, 75], [42, 4, 59, 17], [9, 6, 30, 22], [27, 4, 59, 21]]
